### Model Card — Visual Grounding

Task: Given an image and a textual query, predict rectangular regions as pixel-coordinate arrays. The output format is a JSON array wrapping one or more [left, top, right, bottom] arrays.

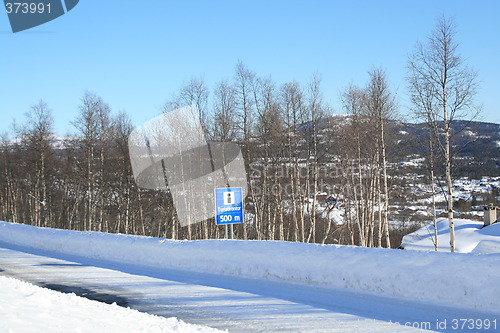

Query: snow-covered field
[[413, 176, 500, 206], [401, 218, 500, 253], [1, 220, 500, 315], [0, 275, 223, 333]]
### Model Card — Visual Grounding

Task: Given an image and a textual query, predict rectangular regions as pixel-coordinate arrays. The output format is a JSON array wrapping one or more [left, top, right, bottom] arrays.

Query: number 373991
[[5, 2, 51, 14]]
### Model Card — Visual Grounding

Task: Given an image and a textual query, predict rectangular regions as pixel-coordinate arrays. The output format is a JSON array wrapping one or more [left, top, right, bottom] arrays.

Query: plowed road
[[0, 242, 495, 332]]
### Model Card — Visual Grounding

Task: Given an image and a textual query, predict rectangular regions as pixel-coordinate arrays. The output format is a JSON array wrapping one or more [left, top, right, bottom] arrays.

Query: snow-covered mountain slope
[[4, 135, 78, 150], [401, 218, 500, 253], [0, 275, 222, 333], [1, 221, 499, 313]]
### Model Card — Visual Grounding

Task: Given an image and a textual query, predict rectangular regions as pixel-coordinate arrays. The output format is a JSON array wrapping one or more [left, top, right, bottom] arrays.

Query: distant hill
[[300, 115, 500, 177], [5, 117, 499, 178], [395, 120, 500, 177]]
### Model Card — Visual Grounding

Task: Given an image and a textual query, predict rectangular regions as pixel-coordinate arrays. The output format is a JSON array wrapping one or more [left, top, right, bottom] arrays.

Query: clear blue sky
[[1, 0, 499, 137]]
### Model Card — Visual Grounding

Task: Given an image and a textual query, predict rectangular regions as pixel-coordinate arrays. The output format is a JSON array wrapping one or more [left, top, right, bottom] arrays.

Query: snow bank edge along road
[[1, 221, 499, 313], [0, 275, 224, 333]]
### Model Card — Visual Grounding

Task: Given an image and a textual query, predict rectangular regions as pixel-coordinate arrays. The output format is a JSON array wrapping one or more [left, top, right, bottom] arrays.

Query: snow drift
[[0, 275, 222, 333], [401, 218, 500, 253], [1, 221, 499, 313]]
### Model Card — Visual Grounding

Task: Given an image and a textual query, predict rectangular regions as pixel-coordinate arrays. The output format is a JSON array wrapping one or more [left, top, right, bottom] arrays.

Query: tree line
[[0, 67, 400, 246], [0, 17, 479, 249]]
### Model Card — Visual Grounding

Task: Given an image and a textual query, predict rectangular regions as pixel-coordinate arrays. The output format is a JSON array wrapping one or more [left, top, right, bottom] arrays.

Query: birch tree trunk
[[407, 16, 479, 252]]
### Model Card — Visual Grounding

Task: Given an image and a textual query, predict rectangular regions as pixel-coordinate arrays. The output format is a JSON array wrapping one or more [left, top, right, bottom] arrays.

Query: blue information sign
[[215, 187, 244, 225]]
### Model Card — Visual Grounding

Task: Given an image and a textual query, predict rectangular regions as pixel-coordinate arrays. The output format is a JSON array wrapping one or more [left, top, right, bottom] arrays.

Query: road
[[0, 241, 497, 332]]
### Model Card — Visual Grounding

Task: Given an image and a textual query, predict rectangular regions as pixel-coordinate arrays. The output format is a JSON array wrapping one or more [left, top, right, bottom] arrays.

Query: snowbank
[[1, 221, 499, 313], [0, 275, 223, 333], [401, 218, 500, 253]]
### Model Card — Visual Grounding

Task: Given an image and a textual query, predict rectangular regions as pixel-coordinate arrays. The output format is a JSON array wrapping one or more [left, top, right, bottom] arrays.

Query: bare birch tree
[[22, 100, 55, 227], [234, 61, 257, 240], [280, 81, 306, 242], [408, 16, 479, 252], [365, 69, 396, 248], [167, 77, 210, 130], [73, 91, 111, 231], [212, 80, 237, 142]]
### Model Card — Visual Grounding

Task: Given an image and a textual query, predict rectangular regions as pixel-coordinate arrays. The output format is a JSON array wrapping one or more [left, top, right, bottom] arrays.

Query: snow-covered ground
[[0, 275, 223, 333], [414, 177, 500, 206], [1, 240, 442, 332], [307, 175, 499, 226], [401, 218, 500, 253], [1, 220, 500, 314]]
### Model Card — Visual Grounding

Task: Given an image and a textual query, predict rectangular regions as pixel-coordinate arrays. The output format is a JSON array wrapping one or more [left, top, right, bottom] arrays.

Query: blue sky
[[1, 0, 499, 137]]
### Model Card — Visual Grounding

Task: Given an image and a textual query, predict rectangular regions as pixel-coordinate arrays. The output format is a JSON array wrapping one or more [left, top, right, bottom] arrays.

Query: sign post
[[215, 187, 244, 239]]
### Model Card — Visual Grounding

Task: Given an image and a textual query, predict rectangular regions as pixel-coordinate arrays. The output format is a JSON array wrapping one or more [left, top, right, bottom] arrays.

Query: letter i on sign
[[224, 191, 234, 205]]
